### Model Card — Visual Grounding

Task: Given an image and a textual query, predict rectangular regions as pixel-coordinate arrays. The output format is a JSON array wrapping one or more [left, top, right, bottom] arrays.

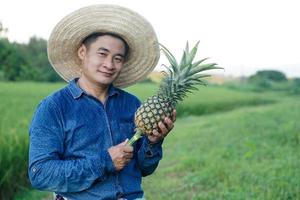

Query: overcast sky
[[1, 0, 299, 77]]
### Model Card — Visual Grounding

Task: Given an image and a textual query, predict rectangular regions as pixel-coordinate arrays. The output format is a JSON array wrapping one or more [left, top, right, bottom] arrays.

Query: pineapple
[[127, 42, 221, 145]]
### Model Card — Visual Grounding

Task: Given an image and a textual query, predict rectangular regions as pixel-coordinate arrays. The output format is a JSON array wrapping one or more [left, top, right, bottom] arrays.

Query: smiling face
[[77, 35, 126, 87]]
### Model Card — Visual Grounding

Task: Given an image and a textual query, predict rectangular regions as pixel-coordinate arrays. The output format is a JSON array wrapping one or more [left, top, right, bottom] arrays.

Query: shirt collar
[[68, 78, 119, 99], [68, 78, 84, 99], [107, 84, 120, 97]]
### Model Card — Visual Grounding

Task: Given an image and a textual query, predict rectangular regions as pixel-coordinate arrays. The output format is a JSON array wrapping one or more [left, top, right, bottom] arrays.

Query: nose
[[103, 57, 115, 70]]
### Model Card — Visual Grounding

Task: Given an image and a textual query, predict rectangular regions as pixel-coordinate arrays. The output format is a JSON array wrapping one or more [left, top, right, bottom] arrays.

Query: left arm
[[136, 110, 176, 176]]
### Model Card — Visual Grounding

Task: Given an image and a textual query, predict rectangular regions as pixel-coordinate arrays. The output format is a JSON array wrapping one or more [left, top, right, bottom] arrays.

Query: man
[[29, 5, 175, 200]]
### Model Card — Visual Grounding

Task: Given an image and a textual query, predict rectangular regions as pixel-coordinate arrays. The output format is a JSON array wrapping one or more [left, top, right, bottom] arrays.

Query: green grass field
[[0, 82, 299, 200]]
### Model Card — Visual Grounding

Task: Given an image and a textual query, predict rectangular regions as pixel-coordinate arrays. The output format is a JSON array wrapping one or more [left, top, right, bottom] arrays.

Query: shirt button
[[146, 149, 153, 157], [32, 168, 37, 173]]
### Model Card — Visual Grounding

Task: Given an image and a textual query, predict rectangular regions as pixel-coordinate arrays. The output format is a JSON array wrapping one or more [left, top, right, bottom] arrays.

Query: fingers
[[123, 145, 133, 153], [147, 128, 164, 144], [147, 112, 176, 144], [159, 109, 176, 133], [157, 117, 174, 135], [120, 150, 133, 168], [163, 117, 174, 131], [108, 141, 134, 171], [123, 152, 133, 159], [152, 129, 160, 137], [158, 121, 168, 135], [120, 144, 133, 160], [117, 139, 129, 146], [172, 109, 177, 122]]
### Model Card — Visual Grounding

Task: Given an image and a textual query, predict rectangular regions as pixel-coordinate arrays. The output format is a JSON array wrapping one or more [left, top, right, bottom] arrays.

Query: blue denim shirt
[[28, 79, 163, 200]]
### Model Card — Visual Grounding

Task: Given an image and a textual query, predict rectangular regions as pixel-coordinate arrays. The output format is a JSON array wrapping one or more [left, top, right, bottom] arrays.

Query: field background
[[0, 81, 299, 200]]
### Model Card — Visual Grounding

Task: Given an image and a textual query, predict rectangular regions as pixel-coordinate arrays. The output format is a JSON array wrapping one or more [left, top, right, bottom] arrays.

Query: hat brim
[[47, 4, 160, 88]]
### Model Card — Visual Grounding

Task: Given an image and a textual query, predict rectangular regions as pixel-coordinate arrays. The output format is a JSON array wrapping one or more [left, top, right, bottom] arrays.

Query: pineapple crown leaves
[[158, 42, 223, 106]]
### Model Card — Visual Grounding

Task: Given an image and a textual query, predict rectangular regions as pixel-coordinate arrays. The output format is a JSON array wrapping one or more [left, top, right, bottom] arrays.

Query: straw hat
[[47, 4, 160, 88]]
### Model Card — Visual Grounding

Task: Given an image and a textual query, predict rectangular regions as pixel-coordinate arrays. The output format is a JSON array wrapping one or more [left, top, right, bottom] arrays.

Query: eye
[[114, 57, 124, 63], [98, 52, 107, 56]]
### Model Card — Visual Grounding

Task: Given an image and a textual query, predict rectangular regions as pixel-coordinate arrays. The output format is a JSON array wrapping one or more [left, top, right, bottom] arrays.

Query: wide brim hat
[[47, 4, 160, 88]]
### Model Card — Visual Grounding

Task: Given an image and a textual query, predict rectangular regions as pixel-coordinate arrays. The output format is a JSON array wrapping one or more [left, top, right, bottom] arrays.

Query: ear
[[78, 44, 87, 60]]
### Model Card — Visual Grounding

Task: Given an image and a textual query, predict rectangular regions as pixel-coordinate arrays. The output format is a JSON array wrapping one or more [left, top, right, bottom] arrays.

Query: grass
[[142, 98, 300, 199], [0, 82, 65, 200], [14, 190, 52, 200], [0, 81, 298, 199], [127, 83, 277, 117]]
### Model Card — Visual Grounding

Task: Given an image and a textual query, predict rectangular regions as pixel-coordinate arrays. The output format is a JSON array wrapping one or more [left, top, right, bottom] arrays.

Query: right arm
[[28, 98, 116, 193]]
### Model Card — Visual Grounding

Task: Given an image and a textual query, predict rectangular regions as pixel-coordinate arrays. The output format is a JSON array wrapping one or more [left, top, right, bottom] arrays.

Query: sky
[[0, 0, 299, 77]]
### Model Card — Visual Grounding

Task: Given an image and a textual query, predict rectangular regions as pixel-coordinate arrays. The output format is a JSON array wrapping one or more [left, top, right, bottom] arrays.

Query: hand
[[108, 139, 133, 171], [147, 110, 176, 144]]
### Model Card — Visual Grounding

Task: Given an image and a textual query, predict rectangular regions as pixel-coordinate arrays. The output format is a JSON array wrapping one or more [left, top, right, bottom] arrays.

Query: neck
[[77, 76, 109, 103]]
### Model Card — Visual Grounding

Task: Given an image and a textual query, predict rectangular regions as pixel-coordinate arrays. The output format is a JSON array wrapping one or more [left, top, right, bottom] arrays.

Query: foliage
[[0, 21, 8, 38], [244, 70, 289, 92], [290, 78, 300, 95], [0, 37, 61, 82], [249, 70, 287, 82], [0, 39, 26, 81], [227, 75, 299, 94]]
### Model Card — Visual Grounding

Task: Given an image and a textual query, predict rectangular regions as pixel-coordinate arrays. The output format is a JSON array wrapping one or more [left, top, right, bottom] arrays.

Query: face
[[78, 35, 126, 87]]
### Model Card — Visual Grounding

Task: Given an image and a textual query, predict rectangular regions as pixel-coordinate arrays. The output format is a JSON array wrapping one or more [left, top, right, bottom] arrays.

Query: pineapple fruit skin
[[134, 95, 174, 135]]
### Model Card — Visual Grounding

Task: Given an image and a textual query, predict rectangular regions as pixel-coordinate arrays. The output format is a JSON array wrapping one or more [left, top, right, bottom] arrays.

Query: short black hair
[[82, 32, 129, 60]]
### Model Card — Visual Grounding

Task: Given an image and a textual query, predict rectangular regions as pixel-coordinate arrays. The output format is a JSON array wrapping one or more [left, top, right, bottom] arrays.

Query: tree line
[[0, 22, 61, 82]]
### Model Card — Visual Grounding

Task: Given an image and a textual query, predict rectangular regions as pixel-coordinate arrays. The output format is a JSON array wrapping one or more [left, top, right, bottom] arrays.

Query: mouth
[[97, 70, 114, 77]]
